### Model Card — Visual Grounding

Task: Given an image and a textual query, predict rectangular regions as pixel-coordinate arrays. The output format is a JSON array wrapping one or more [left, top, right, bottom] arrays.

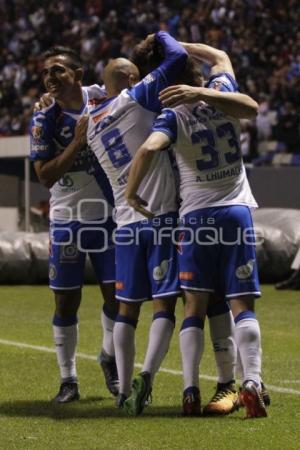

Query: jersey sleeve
[[129, 31, 188, 113], [29, 111, 55, 162], [151, 108, 178, 143], [205, 72, 239, 93]]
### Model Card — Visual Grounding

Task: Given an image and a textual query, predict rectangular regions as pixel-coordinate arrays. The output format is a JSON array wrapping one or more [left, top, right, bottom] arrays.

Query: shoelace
[[211, 387, 233, 402]]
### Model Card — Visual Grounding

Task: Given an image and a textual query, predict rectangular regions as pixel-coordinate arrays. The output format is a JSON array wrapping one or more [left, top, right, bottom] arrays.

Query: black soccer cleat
[[53, 382, 80, 403], [99, 350, 119, 397], [261, 381, 271, 406], [116, 393, 127, 409]]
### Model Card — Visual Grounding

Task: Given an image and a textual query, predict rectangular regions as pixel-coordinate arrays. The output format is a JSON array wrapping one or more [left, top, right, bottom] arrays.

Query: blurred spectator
[[0, 0, 300, 157]]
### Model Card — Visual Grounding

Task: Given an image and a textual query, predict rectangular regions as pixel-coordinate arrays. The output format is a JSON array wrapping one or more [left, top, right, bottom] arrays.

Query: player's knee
[[53, 289, 81, 318], [230, 296, 255, 318], [118, 301, 141, 320], [153, 296, 177, 314]]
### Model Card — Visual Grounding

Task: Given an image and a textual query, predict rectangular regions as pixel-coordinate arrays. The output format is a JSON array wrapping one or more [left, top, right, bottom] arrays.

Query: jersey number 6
[[101, 128, 131, 168]]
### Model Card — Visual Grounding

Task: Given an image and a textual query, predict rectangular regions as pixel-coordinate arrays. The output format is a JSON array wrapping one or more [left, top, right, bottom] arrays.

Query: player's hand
[[33, 93, 54, 112], [159, 85, 202, 108], [127, 194, 154, 219], [74, 114, 89, 147]]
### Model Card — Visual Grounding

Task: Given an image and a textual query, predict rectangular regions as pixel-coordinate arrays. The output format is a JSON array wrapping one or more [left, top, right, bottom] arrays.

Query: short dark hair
[[131, 40, 203, 86], [175, 56, 203, 87], [43, 46, 83, 70], [131, 39, 164, 78]]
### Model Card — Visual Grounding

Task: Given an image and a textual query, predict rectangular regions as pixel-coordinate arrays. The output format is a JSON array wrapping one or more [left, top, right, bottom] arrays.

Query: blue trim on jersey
[[152, 108, 177, 143], [90, 96, 117, 115], [205, 72, 239, 92], [103, 304, 117, 321], [153, 311, 175, 324], [234, 310, 256, 324], [53, 314, 78, 327], [129, 31, 187, 113], [207, 301, 230, 318], [115, 314, 138, 328], [181, 316, 204, 331]]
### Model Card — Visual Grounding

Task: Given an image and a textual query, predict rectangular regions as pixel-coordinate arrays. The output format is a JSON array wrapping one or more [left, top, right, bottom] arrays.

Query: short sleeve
[[152, 108, 178, 143]]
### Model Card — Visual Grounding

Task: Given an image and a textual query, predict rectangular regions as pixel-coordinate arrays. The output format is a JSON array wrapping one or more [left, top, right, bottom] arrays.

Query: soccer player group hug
[[30, 31, 269, 418]]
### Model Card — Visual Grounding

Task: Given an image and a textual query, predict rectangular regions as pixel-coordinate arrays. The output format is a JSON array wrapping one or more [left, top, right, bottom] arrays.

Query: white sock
[[234, 316, 261, 386], [180, 321, 204, 390], [113, 319, 136, 397], [53, 324, 78, 382], [236, 349, 244, 380], [142, 316, 175, 381], [101, 309, 115, 357], [209, 312, 236, 384]]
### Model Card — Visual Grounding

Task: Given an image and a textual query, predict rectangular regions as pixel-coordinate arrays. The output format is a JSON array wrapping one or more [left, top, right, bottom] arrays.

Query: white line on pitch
[[0, 338, 299, 395]]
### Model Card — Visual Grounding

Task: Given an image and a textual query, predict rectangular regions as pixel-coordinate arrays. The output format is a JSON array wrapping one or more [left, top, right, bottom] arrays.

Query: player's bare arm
[[34, 114, 89, 188], [125, 131, 171, 218], [180, 42, 234, 76], [159, 85, 258, 118]]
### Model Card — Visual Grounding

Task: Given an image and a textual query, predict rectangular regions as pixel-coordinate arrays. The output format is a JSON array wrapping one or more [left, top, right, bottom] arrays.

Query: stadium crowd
[[1, 0, 300, 158]]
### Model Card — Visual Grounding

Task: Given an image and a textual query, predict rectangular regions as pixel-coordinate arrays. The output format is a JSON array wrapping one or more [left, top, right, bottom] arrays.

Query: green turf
[[0, 285, 299, 450]]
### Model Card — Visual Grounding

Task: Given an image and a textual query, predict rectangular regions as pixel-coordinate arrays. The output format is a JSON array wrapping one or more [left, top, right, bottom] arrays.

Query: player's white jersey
[[88, 88, 177, 227], [30, 85, 114, 222], [87, 31, 188, 227], [152, 72, 258, 217]]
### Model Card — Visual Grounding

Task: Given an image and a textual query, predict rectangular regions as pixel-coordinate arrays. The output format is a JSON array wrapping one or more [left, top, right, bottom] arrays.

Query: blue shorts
[[49, 217, 116, 290], [178, 206, 261, 299], [115, 212, 180, 302]]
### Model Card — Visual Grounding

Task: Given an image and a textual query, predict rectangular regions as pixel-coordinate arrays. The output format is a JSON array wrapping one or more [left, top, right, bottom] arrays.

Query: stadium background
[[0, 1, 299, 449]]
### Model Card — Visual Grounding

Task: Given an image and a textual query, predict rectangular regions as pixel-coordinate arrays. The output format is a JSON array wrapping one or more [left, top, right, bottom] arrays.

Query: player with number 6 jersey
[[88, 31, 188, 414]]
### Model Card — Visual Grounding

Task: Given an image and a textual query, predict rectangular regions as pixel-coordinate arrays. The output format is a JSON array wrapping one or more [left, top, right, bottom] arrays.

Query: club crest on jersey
[[211, 81, 223, 91], [32, 126, 43, 139], [235, 259, 255, 280], [49, 263, 57, 280]]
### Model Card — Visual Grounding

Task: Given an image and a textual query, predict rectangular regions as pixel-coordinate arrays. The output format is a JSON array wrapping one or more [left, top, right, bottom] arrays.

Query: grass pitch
[[0, 285, 299, 450]]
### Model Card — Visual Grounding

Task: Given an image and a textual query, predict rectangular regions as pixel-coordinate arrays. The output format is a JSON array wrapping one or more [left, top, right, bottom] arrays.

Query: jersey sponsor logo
[[60, 126, 73, 139], [58, 175, 74, 187], [235, 259, 255, 280], [179, 271, 194, 281], [32, 144, 48, 152], [153, 259, 171, 282], [143, 73, 155, 84], [32, 126, 43, 139], [59, 243, 79, 263], [116, 281, 124, 290], [92, 110, 109, 124], [49, 263, 57, 280]]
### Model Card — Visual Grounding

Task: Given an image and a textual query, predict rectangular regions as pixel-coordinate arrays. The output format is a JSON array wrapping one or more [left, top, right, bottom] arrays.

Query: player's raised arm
[[159, 85, 258, 118], [129, 31, 188, 113], [181, 42, 234, 77], [125, 131, 172, 218]]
